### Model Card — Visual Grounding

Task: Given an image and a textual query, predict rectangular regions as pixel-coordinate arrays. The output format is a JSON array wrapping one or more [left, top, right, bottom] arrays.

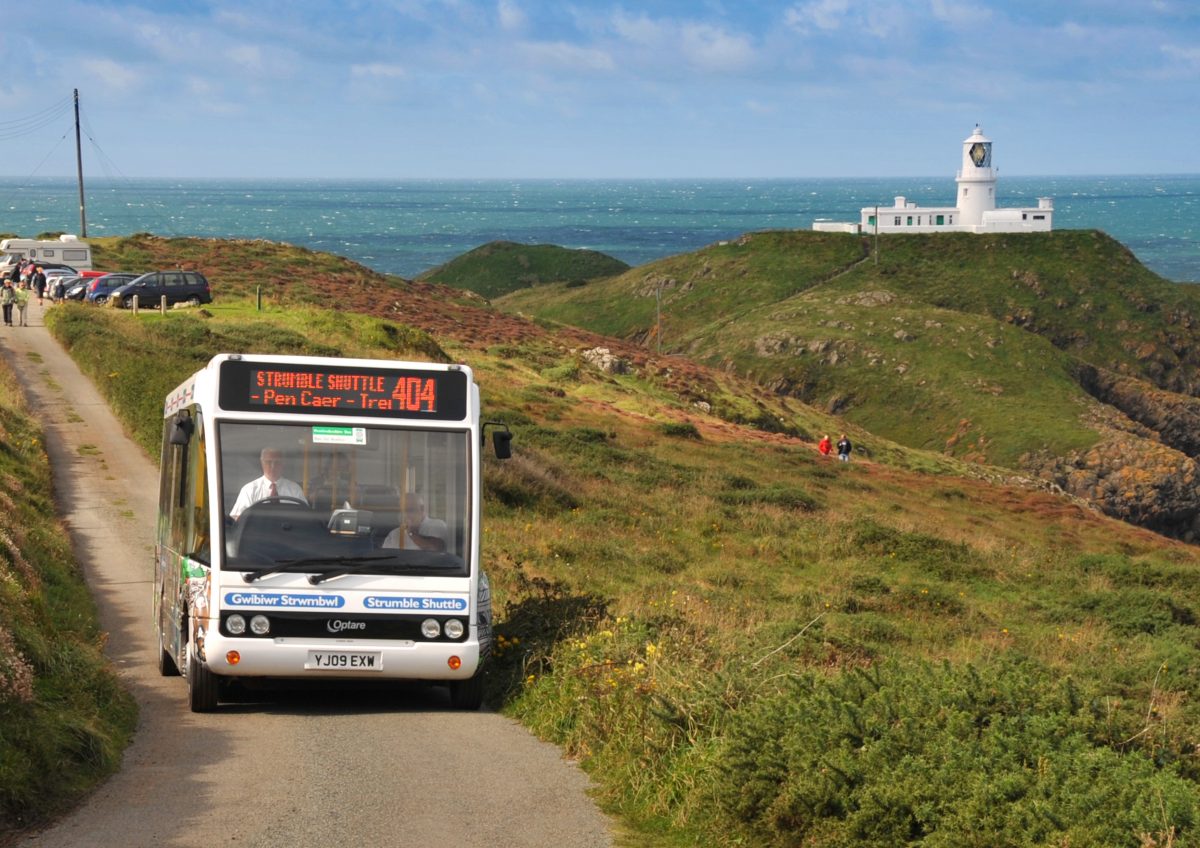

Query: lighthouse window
[[906, 216, 913, 226], [963, 188, 968, 196], [1033, 215, 1045, 220], [894, 216, 901, 226], [936, 215, 945, 225], [868, 215, 876, 226]]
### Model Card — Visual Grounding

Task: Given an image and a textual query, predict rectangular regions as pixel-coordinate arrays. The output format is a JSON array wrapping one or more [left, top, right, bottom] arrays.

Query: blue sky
[[1, 0, 1197, 178]]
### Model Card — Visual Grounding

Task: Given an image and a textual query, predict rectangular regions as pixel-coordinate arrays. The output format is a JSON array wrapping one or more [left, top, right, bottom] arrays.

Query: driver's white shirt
[[229, 475, 307, 519]]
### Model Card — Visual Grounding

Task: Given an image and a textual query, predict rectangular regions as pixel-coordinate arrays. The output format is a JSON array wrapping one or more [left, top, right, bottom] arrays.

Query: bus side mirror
[[483, 421, 512, 460], [170, 413, 194, 446]]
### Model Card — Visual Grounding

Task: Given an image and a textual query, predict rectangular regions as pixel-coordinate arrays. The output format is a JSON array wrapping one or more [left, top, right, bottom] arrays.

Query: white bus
[[155, 353, 511, 712], [0, 235, 93, 271]]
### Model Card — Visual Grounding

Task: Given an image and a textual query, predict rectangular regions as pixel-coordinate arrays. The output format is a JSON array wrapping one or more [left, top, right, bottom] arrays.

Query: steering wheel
[[253, 496, 308, 508]]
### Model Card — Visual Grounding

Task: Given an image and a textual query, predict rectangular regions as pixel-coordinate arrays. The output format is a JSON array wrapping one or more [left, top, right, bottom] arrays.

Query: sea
[[0, 175, 1196, 283]]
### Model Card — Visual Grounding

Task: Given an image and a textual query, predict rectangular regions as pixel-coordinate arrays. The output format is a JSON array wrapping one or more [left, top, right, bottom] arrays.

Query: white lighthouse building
[[813, 125, 1053, 234]]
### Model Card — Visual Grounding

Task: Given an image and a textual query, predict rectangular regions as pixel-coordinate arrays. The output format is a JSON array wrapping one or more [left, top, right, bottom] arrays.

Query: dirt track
[[3, 302, 613, 848]]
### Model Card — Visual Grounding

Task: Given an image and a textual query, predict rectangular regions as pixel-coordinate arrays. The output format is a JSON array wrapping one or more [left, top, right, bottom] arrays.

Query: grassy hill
[[14, 234, 1200, 846], [418, 240, 630, 298], [0, 357, 136, 841], [497, 230, 1200, 540]]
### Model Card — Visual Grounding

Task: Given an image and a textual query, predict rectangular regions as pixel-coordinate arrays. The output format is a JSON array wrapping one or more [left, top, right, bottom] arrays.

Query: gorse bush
[[716, 658, 1197, 847]]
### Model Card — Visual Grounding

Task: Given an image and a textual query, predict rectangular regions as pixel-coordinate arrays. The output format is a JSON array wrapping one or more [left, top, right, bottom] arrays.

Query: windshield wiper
[[306, 554, 416, 584], [241, 554, 396, 583]]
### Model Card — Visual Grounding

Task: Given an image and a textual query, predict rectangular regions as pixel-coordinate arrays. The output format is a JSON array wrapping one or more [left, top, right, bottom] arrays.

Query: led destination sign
[[219, 361, 468, 420]]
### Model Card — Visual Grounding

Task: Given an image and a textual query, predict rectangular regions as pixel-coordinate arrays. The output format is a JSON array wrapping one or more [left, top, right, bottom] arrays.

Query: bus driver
[[229, 447, 308, 519], [382, 494, 447, 552]]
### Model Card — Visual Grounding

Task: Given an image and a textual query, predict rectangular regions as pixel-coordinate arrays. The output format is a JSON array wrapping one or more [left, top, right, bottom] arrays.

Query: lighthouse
[[811, 125, 1054, 235], [955, 125, 996, 227]]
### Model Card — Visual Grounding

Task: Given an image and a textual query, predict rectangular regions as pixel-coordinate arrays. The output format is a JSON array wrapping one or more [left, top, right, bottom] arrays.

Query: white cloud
[[497, 0, 526, 31], [929, 0, 988, 27], [351, 63, 409, 79], [517, 41, 615, 72], [1161, 43, 1200, 65], [227, 45, 264, 72], [81, 58, 140, 91], [784, 0, 852, 34], [611, 11, 666, 47], [681, 23, 756, 72]]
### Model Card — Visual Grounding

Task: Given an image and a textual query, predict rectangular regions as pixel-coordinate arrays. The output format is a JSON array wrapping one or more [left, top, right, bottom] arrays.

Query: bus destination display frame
[[217, 360, 468, 421]]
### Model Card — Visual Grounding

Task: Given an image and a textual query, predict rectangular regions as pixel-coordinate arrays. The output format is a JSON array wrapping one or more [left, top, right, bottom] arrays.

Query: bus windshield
[[217, 421, 470, 577]]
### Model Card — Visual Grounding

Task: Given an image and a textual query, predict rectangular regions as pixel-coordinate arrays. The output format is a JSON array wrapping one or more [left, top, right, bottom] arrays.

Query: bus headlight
[[421, 618, 441, 639], [443, 619, 465, 640], [227, 614, 247, 635], [250, 615, 271, 636]]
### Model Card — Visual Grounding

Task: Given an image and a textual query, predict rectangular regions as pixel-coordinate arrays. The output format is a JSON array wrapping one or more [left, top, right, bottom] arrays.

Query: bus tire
[[187, 645, 220, 712], [157, 624, 180, 677], [448, 671, 485, 711]]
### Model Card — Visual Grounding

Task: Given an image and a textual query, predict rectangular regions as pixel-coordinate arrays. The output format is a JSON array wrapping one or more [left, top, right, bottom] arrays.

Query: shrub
[[718, 485, 822, 512], [659, 421, 701, 440], [716, 658, 1198, 847]]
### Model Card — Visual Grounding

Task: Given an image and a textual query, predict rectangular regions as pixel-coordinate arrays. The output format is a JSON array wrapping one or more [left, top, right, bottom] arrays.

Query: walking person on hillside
[[0, 279, 15, 326], [836, 434, 852, 463], [818, 434, 832, 458], [14, 281, 30, 326]]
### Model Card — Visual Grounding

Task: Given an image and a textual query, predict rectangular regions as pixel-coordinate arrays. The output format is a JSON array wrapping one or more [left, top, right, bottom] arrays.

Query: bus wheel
[[448, 671, 484, 711], [187, 645, 220, 712], [157, 624, 179, 677]]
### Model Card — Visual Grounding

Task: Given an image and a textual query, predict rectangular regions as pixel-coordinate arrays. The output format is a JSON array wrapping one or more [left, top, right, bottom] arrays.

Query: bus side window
[[187, 412, 210, 562]]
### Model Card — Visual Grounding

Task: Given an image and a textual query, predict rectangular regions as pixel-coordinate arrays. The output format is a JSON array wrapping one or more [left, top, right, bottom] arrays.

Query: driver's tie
[[270, 482, 278, 498]]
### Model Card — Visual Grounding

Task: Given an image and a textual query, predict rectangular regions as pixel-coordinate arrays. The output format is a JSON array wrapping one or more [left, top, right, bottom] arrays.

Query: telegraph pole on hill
[[74, 89, 87, 237]]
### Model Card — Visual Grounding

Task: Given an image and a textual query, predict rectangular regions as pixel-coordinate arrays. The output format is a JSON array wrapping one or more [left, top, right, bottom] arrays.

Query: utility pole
[[874, 204, 879, 265], [74, 89, 87, 237]]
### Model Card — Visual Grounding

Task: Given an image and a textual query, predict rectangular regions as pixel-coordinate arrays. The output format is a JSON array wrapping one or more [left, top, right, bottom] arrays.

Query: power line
[[0, 97, 73, 141]]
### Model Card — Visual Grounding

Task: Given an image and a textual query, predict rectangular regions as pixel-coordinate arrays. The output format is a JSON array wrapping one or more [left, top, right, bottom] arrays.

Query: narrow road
[[3, 302, 613, 848]]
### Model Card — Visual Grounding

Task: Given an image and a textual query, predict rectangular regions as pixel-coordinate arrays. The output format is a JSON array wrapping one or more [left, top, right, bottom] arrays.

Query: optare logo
[[327, 619, 367, 633]]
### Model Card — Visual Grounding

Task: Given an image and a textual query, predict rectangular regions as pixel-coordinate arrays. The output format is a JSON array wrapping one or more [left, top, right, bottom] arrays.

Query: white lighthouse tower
[[955, 124, 996, 227], [811, 125, 1053, 234]]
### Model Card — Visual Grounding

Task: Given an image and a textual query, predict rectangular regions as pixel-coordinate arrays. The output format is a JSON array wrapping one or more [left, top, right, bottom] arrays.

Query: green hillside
[[418, 240, 630, 298], [17, 235, 1200, 846], [497, 229, 1200, 540]]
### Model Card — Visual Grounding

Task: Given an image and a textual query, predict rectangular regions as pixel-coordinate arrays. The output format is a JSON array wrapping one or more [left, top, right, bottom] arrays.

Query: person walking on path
[[14, 281, 30, 326], [818, 434, 832, 457], [0, 278, 15, 326], [836, 434, 852, 463], [32, 266, 46, 305]]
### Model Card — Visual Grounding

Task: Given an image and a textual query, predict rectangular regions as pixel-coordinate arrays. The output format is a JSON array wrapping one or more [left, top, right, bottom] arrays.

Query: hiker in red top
[[818, 434, 832, 457]]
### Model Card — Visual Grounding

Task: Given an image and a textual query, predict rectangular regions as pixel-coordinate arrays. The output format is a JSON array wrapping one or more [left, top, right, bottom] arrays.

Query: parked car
[[109, 270, 212, 309], [62, 276, 89, 300], [85, 273, 140, 304]]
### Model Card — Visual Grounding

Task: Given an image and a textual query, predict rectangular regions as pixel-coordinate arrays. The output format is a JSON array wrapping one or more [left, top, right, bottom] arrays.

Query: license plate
[[305, 651, 383, 671]]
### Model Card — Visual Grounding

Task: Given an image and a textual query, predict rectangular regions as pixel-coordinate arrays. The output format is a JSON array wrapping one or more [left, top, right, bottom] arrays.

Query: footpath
[[2, 302, 613, 848]]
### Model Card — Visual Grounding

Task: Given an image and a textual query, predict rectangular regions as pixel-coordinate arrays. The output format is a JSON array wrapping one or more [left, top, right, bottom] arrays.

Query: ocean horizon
[[0, 174, 1196, 283]]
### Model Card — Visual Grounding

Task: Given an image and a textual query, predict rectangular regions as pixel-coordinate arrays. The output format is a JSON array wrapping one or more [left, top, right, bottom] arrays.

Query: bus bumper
[[198, 631, 483, 681]]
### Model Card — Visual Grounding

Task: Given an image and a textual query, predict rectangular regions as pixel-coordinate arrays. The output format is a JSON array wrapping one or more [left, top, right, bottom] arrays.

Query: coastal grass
[[0, 355, 137, 841], [495, 229, 1200, 471], [42, 285, 1200, 846]]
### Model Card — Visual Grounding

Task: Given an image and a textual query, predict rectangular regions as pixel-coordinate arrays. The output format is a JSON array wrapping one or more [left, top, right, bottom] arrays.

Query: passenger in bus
[[381, 494, 447, 552], [229, 447, 308, 519]]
